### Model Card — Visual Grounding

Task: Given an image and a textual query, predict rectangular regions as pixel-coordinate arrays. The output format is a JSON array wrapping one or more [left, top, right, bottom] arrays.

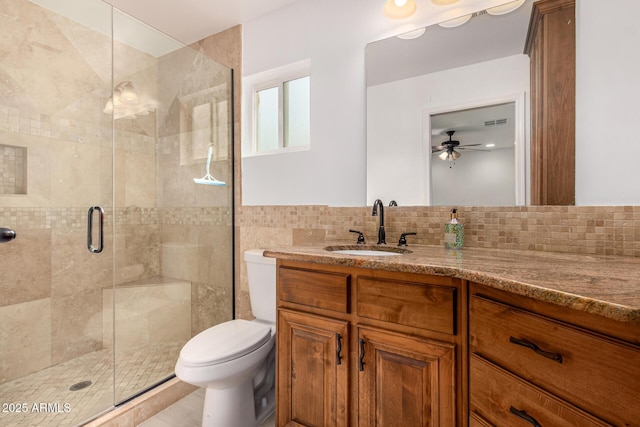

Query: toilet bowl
[[175, 249, 276, 427]]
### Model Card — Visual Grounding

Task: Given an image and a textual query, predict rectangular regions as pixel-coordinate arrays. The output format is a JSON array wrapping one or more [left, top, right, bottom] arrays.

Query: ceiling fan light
[[383, 0, 417, 19], [439, 151, 449, 161], [486, 0, 525, 16], [438, 13, 472, 28], [451, 150, 461, 160]]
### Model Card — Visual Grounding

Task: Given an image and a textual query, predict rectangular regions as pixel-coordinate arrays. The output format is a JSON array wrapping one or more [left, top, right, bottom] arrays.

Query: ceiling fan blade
[[457, 147, 491, 152], [458, 143, 481, 147], [431, 146, 445, 152]]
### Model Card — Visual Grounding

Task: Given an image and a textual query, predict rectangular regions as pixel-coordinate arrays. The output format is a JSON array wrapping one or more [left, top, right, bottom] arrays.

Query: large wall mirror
[[366, 0, 535, 206]]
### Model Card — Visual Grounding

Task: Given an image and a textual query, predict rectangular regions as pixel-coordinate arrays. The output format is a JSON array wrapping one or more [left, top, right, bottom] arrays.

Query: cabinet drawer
[[278, 266, 350, 313], [470, 355, 609, 427], [470, 295, 640, 425], [357, 276, 456, 335]]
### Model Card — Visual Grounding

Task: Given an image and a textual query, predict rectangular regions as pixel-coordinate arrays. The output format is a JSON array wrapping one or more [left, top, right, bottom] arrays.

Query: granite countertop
[[264, 244, 640, 324]]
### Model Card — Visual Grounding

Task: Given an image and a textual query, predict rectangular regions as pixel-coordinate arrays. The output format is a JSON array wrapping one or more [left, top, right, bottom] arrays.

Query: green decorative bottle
[[444, 208, 464, 249]]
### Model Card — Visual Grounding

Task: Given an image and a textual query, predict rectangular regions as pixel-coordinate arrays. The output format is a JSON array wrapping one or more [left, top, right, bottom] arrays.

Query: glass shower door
[[111, 9, 234, 404], [0, 0, 115, 425], [0, 1, 235, 425]]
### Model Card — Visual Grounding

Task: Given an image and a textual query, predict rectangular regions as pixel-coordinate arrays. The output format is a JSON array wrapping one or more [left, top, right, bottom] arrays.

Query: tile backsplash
[[235, 204, 639, 319], [238, 205, 640, 257]]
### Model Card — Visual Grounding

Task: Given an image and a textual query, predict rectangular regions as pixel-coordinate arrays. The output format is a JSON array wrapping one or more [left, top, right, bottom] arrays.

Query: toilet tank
[[244, 249, 276, 323]]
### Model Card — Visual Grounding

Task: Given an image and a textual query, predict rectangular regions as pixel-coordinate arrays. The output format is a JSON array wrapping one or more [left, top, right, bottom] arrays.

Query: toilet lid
[[179, 319, 271, 367]]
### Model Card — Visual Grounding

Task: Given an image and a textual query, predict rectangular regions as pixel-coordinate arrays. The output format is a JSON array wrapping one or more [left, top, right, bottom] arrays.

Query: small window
[[256, 86, 279, 152], [283, 76, 310, 148], [251, 65, 310, 155]]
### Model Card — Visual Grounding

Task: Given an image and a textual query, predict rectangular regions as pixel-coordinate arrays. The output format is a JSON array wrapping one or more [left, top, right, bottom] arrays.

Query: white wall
[[575, 0, 640, 205], [242, 0, 640, 206], [241, 0, 510, 206], [367, 54, 529, 206], [432, 148, 515, 206]]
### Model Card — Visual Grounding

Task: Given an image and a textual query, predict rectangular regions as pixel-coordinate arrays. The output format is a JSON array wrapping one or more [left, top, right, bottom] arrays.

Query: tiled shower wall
[[0, 0, 234, 386]]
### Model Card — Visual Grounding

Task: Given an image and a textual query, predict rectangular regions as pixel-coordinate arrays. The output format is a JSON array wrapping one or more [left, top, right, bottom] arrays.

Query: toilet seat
[[179, 319, 271, 367]]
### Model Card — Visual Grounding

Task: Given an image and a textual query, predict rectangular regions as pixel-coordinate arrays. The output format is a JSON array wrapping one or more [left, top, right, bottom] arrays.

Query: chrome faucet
[[372, 199, 386, 244]]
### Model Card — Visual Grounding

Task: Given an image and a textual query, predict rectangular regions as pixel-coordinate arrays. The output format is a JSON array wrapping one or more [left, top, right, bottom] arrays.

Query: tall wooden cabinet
[[275, 260, 466, 426], [525, 0, 575, 205]]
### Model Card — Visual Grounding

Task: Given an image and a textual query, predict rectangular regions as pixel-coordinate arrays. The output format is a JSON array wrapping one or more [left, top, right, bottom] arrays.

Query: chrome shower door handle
[[87, 206, 104, 253], [1, 227, 16, 243]]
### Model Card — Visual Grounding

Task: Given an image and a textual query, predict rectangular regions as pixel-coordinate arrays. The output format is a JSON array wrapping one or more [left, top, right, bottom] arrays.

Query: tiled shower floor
[[0, 342, 183, 427]]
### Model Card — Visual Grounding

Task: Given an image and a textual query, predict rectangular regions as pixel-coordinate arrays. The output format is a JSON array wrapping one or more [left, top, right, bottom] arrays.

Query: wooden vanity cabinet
[[469, 283, 640, 426], [276, 260, 466, 427]]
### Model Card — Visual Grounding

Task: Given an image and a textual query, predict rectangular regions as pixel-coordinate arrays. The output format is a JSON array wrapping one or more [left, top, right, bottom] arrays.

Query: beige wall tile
[[0, 229, 51, 307], [0, 298, 51, 384], [51, 289, 102, 365]]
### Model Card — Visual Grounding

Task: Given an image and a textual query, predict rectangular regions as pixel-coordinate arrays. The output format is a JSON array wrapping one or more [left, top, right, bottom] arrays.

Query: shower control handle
[[1, 227, 16, 243]]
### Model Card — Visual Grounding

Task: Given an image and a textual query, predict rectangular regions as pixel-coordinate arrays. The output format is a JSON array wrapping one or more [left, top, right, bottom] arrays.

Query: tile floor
[[138, 388, 276, 427], [0, 342, 183, 427]]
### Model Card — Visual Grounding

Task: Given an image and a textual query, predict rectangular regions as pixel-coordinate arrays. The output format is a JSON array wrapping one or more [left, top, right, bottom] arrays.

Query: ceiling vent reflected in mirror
[[484, 118, 508, 127]]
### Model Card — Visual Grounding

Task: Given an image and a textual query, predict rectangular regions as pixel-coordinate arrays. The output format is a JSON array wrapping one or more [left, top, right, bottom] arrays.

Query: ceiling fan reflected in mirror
[[432, 130, 489, 166]]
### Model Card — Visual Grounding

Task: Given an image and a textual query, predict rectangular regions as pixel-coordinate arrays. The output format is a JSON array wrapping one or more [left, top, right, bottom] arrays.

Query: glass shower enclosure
[[0, 0, 234, 425]]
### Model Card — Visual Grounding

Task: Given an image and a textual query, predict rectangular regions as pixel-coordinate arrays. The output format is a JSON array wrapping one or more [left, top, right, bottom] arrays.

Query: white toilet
[[175, 249, 276, 427]]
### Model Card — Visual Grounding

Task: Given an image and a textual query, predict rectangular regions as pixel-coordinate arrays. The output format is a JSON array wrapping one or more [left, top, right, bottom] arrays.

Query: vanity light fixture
[[117, 81, 139, 104], [383, 0, 417, 19], [397, 27, 426, 39], [103, 81, 157, 120], [438, 13, 473, 28], [431, 0, 460, 5], [486, 0, 525, 15]]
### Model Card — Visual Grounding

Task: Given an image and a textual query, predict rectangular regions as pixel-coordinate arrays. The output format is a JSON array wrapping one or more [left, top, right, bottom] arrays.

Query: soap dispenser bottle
[[444, 208, 464, 249]]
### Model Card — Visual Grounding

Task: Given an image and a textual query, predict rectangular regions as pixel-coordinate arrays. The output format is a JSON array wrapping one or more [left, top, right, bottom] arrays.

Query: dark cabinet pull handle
[[358, 338, 365, 371], [510, 406, 542, 427], [509, 336, 563, 363], [336, 333, 343, 365]]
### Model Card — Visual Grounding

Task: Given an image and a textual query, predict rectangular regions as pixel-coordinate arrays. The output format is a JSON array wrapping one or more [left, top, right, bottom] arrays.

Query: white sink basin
[[324, 245, 409, 256], [331, 249, 403, 256]]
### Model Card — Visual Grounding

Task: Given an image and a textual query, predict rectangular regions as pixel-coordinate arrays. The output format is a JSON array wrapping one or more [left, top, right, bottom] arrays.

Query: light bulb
[[383, 0, 417, 19]]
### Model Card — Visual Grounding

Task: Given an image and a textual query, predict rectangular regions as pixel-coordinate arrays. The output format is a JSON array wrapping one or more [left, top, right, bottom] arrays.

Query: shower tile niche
[[0, 144, 27, 195]]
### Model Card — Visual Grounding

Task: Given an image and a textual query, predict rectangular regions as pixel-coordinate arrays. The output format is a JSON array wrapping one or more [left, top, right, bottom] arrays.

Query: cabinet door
[[277, 309, 349, 427], [357, 326, 456, 427]]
